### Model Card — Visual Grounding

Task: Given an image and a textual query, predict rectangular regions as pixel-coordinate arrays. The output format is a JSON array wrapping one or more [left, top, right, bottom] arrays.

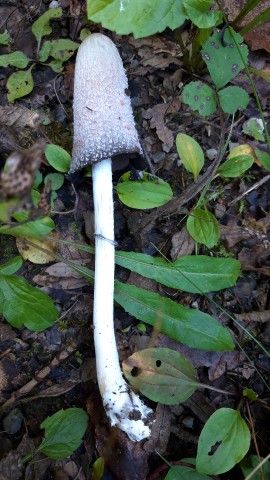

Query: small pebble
[[3, 408, 24, 434]]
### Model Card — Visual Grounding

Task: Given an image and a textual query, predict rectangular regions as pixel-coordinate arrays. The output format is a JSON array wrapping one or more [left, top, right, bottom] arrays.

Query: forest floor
[[0, 1, 270, 480]]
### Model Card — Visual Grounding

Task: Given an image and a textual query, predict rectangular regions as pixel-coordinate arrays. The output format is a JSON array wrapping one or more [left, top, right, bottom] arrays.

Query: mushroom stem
[[92, 159, 152, 441]]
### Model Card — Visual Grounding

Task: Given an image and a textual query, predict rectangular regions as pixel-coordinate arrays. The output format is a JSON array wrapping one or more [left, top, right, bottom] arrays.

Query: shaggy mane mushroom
[[70, 33, 152, 442]]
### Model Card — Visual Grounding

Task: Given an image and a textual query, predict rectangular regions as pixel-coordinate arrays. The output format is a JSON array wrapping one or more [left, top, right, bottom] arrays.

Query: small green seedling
[[0, 8, 78, 102]]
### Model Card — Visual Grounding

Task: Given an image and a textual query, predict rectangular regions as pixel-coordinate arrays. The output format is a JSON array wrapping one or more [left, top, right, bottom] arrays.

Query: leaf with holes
[[218, 86, 249, 114], [187, 208, 219, 248], [217, 154, 254, 178], [115, 251, 240, 293], [202, 28, 248, 89], [32, 7, 62, 42], [183, 0, 222, 28], [114, 280, 234, 351], [176, 133, 204, 181], [45, 144, 71, 172], [123, 348, 200, 404], [0, 51, 31, 68], [87, 0, 186, 38], [182, 82, 216, 116], [116, 171, 173, 209], [196, 408, 250, 474], [7, 69, 34, 102]]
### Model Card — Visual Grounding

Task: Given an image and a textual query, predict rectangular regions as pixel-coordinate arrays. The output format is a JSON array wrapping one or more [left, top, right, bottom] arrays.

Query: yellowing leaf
[[16, 237, 56, 264], [176, 133, 204, 181]]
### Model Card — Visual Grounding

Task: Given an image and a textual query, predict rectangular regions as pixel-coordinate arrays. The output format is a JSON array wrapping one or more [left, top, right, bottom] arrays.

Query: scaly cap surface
[[70, 33, 142, 173]]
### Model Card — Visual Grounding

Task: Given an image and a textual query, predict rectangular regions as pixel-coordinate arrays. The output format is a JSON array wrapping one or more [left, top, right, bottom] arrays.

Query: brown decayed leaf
[[170, 226, 195, 260], [143, 99, 181, 149]]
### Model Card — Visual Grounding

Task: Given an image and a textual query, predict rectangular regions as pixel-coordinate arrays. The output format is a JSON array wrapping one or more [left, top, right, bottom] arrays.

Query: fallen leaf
[[0, 105, 45, 130], [143, 99, 181, 149], [16, 236, 57, 264], [170, 227, 195, 260]]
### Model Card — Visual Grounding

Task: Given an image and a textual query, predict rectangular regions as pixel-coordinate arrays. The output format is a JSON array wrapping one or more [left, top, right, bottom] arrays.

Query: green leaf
[[38, 39, 78, 68], [7, 69, 34, 103], [0, 257, 23, 275], [217, 154, 254, 178], [123, 348, 200, 404], [32, 8, 62, 42], [0, 199, 18, 222], [240, 455, 270, 480], [187, 208, 219, 248], [116, 171, 173, 209], [44, 173, 64, 191], [0, 216, 55, 239], [240, 6, 270, 35], [242, 117, 264, 141], [183, 0, 222, 28], [87, 0, 186, 38], [196, 408, 250, 475], [92, 457, 105, 480], [242, 388, 257, 401], [115, 251, 240, 293], [37, 408, 88, 459], [0, 30, 10, 45], [165, 459, 212, 480], [202, 28, 248, 89], [45, 144, 71, 172], [176, 133, 205, 181], [0, 51, 30, 68], [114, 280, 234, 351], [182, 82, 216, 117], [0, 274, 58, 331], [255, 149, 270, 171], [218, 86, 250, 114]]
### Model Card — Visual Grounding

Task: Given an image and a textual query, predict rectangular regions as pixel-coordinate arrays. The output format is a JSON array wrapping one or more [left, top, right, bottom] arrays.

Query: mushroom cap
[[70, 33, 142, 173]]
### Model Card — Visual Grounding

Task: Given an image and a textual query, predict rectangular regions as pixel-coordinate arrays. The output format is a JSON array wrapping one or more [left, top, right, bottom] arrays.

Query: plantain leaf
[[114, 280, 234, 351], [123, 348, 200, 404], [0, 51, 30, 68], [176, 133, 204, 181], [117, 171, 172, 209], [217, 154, 254, 178], [115, 251, 240, 293], [187, 208, 220, 248]]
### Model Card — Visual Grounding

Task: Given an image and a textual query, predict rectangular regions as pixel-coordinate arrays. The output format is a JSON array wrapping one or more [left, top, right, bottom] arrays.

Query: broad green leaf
[[218, 86, 250, 114], [182, 82, 216, 117], [0, 274, 58, 331], [38, 39, 78, 68], [217, 154, 254, 178], [0, 256, 23, 275], [165, 459, 212, 480], [187, 208, 219, 248], [114, 280, 234, 351], [0, 51, 30, 68], [44, 173, 64, 191], [242, 388, 257, 401], [32, 8, 62, 42], [183, 0, 222, 28], [45, 144, 71, 172], [0, 30, 10, 45], [255, 149, 270, 171], [116, 171, 173, 209], [88, 0, 186, 38], [0, 216, 55, 239], [242, 118, 264, 141], [93, 457, 105, 480], [0, 199, 18, 222], [37, 408, 88, 459], [196, 408, 250, 474], [123, 348, 199, 404], [115, 251, 240, 293], [88, 0, 115, 15], [202, 28, 248, 89], [176, 133, 204, 181], [240, 455, 270, 480], [7, 69, 34, 102]]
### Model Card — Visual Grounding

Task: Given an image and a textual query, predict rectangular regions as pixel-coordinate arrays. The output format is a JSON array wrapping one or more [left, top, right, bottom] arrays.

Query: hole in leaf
[[229, 43, 234, 48], [204, 53, 210, 61], [231, 64, 238, 72], [208, 440, 222, 456], [211, 41, 216, 47], [206, 96, 211, 101], [194, 95, 199, 101], [131, 367, 142, 377], [199, 104, 204, 110], [156, 360, 161, 367]]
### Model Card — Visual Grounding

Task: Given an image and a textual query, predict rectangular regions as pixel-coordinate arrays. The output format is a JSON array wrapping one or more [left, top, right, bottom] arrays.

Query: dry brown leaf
[[33, 260, 91, 289], [0, 106, 45, 130], [234, 310, 270, 323], [143, 99, 181, 148], [170, 227, 195, 260]]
